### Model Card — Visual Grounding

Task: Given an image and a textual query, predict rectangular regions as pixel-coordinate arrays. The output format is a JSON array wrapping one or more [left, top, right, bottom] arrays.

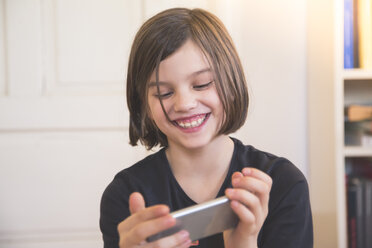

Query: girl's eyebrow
[[148, 81, 169, 87], [148, 68, 212, 87], [188, 68, 211, 78]]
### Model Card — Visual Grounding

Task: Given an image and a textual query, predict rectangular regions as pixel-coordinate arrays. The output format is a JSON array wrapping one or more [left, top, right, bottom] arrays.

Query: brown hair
[[127, 8, 248, 150]]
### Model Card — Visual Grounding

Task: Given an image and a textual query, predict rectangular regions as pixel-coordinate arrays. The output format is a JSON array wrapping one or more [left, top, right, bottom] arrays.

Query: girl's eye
[[193, 81, 213, 90], [154, 91, 173, 99]]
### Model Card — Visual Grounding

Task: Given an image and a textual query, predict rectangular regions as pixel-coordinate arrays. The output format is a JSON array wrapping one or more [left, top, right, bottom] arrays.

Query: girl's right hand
[[117, 192, 192, 248]]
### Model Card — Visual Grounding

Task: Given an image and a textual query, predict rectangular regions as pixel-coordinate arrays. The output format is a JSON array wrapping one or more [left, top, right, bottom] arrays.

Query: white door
[[0, 1, 146, 247], [0, 1, 212, 247]]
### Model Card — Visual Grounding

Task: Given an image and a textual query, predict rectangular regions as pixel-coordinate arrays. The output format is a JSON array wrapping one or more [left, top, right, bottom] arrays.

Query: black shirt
[[100, 138, 313, 247]]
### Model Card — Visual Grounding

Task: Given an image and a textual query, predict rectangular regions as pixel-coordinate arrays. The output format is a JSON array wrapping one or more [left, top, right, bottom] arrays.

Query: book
[[353, 0, 360, 68], [344, 120, 372, 146], [346, 158, 372, 247], [347, 179, 357, 248], [365, 180, 372, 247], [347, 178, 365, 248], [357, 0, 372, 68], [346, 158, 372, 178], [345, 0, 355, 68], [345, 105, 372, 122]]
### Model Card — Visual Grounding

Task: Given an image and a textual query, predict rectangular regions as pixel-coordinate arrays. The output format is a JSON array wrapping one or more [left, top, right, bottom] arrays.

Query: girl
[[100, 8, 313, 248]]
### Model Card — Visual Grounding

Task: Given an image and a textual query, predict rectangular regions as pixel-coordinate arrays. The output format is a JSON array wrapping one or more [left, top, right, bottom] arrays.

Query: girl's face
[[147, 39, 224, 151]]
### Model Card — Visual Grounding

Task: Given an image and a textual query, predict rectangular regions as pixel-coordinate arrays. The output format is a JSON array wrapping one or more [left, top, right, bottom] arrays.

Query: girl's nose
[[173, 91, 197, 112]]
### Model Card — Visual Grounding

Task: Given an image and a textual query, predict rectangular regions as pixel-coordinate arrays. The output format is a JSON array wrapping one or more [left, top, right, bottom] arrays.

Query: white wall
[[0, 0, 308, 247], [224, 1, 307, 175]]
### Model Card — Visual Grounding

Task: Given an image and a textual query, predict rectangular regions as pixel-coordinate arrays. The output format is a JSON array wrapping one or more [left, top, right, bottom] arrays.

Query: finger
[[148, 230, 191, 248], [118, 204, 170, 234], [129, 192, 145, 214], [231, 171, 243, 180], [231, 176, 271, 205], [232, 175, 271, 195], [242, 167, 273, 187], [225, 188, 262, 217], [124, 214, 176, 246], [229, 199, 255, 225]]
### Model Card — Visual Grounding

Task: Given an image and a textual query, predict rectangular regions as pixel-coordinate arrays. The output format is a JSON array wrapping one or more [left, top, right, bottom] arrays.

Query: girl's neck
[[165, 135, 234, 202], [166, 135, 233, 172]]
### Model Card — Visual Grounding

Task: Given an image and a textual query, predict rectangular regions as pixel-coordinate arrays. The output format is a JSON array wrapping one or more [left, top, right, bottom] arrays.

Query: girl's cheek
[[158, 99, 172, 113]]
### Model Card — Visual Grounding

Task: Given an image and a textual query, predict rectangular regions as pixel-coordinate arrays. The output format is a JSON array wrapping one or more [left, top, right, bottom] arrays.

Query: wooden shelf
[[343, 69, 372, 80], [344, 146, 372, 157]]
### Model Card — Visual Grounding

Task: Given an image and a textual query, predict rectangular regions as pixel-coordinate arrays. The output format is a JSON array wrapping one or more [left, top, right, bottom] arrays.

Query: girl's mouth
[[173, 113, 210, 129]]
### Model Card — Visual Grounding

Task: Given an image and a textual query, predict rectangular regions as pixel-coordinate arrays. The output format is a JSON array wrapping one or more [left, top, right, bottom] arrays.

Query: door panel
[[0, 0, 145, 247]]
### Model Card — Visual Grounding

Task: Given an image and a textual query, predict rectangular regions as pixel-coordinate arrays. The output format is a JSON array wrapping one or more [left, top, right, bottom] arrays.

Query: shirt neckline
[[160, 137, 239, 205]]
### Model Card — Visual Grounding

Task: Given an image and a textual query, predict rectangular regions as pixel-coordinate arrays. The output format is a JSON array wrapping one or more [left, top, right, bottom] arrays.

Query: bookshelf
[[336, 0, 372, 247], [341, 76, 372, 247], [308, 1, 372, 247]]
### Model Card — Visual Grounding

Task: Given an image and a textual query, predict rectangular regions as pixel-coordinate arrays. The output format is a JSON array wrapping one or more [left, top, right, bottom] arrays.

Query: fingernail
[[159, 205, 170, 213], [165, 216, 175, 225], [232, 171, 243, 178], [225, 188, 233, 196]]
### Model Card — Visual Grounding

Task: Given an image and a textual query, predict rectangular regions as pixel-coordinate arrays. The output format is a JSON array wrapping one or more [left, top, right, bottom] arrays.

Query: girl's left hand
[[224, 167, 272, 248]]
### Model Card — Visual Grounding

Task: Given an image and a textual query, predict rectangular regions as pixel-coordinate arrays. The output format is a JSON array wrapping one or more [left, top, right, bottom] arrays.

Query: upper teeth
[[177, 115, 206, 128]]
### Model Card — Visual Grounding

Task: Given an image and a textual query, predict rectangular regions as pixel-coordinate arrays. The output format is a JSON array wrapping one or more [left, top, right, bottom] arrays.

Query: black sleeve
[[258, 180, 313, 248], [100, 178, 131, 248]]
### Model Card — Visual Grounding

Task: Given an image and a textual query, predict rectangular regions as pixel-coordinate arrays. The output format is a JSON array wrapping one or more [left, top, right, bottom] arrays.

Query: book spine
[[357, 0, 372, 68], [365, 180, 372, 247], [347, 178, 365, 248], [347, 182, 357, 248], [344, 120, 372, 146], [345, 0, 354, 68], [353, 0, 360, 67]]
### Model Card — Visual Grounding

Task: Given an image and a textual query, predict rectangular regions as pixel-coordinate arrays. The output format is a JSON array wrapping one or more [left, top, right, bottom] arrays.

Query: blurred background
[[0, 0, 350, 247]]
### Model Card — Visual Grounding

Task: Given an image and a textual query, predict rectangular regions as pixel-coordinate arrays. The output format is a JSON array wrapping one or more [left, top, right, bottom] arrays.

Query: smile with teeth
[[174, 114, 208, 129]]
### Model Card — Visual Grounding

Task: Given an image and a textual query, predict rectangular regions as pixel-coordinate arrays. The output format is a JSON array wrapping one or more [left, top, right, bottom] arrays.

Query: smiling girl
[[100, 8, 313, 248]]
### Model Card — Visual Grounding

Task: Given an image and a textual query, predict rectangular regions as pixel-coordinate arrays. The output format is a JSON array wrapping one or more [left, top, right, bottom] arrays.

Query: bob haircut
[[127, 8, 249, 150]]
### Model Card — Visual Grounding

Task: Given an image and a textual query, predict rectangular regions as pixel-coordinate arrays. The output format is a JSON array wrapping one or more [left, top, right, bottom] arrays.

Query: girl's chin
[[169, 134, 220, 151]]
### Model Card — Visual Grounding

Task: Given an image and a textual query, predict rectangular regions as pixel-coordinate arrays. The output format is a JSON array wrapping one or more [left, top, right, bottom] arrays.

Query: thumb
[[129, 192, 145, 215]]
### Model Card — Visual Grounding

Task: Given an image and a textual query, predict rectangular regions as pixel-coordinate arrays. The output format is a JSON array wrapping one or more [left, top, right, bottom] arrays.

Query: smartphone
[[146, 196, 239, 242]]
